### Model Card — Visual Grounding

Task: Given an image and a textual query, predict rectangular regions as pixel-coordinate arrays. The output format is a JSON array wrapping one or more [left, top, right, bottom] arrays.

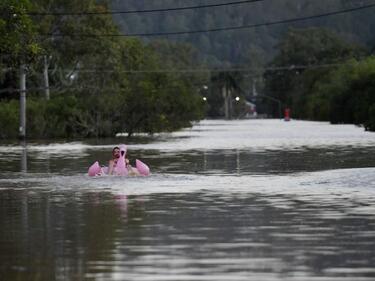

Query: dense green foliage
[[307, 57, 375, 130], [0, 0, 205, 139], [111, 0, 375, 127], [2, 0, 375, 138], [264, 27, 365, 116], [264, 27, 375, 130], [0, 0, 40, 65]]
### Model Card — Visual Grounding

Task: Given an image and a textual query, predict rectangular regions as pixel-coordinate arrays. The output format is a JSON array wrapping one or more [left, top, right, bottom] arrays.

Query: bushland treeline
[[112, 0, 375, 65], [112, 0, 375, 131], [264, 28, 375, 131], [1, 0, 375, 139], [196, 27, 375, 132], [0, 0, 205, 139]]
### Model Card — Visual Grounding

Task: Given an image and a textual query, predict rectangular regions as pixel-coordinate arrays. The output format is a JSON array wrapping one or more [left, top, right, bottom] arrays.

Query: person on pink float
[[108, 146, 120, 175], [87, 145, 150, 177], [108, 146, 140, 176]]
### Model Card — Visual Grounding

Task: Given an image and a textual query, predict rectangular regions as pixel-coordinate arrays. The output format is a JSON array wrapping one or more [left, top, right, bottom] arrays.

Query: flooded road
[[1, 119, 375, 281]]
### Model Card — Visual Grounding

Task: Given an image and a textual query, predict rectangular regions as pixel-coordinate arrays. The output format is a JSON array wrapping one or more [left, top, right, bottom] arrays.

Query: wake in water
[[1, 167, 374, 196]]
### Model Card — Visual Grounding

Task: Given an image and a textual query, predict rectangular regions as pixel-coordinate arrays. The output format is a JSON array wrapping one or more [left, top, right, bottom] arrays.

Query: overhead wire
[[2, 60, 360, 74], [0, 60, 361, 83], [52, 62, 355, 73], [3, 2, 374, 92], [26, 0, 264, 16], [0, 59, 364, 94], [41, 3, 375, 37]]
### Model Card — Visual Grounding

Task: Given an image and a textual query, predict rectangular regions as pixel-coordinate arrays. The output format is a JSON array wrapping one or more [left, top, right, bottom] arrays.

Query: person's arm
[[108, 160, 115, 175]]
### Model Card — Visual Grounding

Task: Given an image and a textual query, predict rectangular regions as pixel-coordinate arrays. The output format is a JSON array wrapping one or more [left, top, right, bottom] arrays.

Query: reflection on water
[[1, 189, 375, 281], [1, 120, 375, 280], [20, 142, 27, 174]]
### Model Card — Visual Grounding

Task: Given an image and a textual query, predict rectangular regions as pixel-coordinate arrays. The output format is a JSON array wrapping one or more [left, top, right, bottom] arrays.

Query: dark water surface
[[1, 120, 375, 280]]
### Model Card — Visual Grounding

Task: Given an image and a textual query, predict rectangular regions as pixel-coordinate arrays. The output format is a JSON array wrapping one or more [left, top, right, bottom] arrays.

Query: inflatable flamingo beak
[[119, 144, 127, 157]]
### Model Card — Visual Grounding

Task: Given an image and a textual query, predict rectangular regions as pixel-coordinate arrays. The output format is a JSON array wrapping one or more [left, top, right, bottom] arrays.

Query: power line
[[27, 0, 263, 16], [43, 3, 375, 38], [56, 63, 350, 73], [0, 61, 361, 94], [0, 61, 358, 78]]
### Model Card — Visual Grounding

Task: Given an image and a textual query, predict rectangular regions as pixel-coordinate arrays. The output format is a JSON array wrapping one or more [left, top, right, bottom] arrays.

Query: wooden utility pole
[[43, 56, 50, 100], [19, 64, 26, 140], [223, 85, 233, 120], [223, 86, 229, 119], [252, 78, 257, 97], [228, 87, 232, 119], [21, 141, 27, 173]]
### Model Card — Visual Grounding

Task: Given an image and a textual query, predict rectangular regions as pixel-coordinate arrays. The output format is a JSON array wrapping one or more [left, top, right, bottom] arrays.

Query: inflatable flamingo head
[[119, 144, 127, 158], [114, 144, 128, 176]]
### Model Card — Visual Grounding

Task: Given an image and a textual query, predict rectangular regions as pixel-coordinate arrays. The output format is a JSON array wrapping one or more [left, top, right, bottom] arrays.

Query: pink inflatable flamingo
[[87, 144, 150, 177], [114, 144, 128, 176], [136, 159, 150, 176], [88, 161, 101, 177]]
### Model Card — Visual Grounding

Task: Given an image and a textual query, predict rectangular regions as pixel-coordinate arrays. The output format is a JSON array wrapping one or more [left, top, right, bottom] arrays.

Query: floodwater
[[1, 119, 375, 281]]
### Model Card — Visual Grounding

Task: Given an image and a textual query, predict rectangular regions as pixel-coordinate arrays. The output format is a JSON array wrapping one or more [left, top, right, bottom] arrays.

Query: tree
[[0, 0, 41, 99], [0, 0, 206, 139], [264, 27, 364, 118], [29, 0, 122, 92], [307, 57, 375, 130], [0, 0, 40, 64], [207, 71, 244, 118]]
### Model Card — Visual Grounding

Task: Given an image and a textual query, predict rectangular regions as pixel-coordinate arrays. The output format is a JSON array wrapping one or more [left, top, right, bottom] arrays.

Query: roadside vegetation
[[1, 0, 375, 139], [264, 28, 375, 131], [0, 0, 205, 139]]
